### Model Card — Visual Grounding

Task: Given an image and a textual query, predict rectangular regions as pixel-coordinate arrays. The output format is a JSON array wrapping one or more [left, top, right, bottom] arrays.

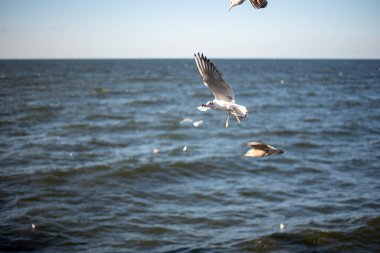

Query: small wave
[[88, 138, 127, 148], [65, 121, 133, 132], [320, 129, 352, 137], [264, 129, 307, 136], [292, 142, 321, 149], [112, 163, 161, 179], [113, 239, 177, 251], [85, 114, 127, 121], [19, 111, 58, 122], [92, 87, 111, 95], [294, 166, 323, 174], [126, 98, 169, 106], [0, 119, 14, 126], [26, 103, 63, 111], [30, 163, 112, 180], [246, 165, 280, 174], [303, 117, 322, 123], [157, 133, 188, 140], [232, 216, 380, 253], [126, 77, 163, 83], [238, 189, 288, 202], [66, 123, 89, 130]]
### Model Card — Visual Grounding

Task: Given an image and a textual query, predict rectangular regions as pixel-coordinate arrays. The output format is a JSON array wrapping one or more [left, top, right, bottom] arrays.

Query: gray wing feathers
[[194, 52, 235, 102], [194, 52, 222, 82]]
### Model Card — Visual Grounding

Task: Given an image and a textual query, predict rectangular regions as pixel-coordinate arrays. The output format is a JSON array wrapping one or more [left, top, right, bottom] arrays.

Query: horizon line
[[1, 56, 380, 61]]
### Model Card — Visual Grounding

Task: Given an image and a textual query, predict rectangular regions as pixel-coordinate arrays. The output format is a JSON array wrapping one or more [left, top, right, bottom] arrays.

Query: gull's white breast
[[213, 99, 236, 111]]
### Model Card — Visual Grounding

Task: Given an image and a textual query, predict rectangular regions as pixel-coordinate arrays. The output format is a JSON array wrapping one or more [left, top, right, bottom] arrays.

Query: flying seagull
[[194, 52, 248, 128], [229, 0, 268, 11], [244, 141, 284, 158]]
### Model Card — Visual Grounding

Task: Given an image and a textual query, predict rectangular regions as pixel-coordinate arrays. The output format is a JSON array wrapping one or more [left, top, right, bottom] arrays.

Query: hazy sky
[[1, 0, 379, 59]]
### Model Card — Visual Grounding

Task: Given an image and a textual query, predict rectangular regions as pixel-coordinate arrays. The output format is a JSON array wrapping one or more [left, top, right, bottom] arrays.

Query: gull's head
[[197, 101, 215, 112], [229, 0, 242, 11], [205, 101, 216, 109], [229, 1, 236, 11]]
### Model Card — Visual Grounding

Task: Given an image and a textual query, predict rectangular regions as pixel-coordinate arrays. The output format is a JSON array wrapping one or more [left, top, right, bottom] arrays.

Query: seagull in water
[[194, 53, 248, 128], [244, 141, 284, 158], [229, 0, 268, 11]]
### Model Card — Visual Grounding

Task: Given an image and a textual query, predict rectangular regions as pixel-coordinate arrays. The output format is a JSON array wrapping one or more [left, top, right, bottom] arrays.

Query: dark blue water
[[0, 59, 380, 252]]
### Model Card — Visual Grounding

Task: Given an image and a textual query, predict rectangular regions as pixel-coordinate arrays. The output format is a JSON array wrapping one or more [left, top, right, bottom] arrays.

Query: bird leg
[[225, 113, 230, 128], [234, 112, 241, 124]]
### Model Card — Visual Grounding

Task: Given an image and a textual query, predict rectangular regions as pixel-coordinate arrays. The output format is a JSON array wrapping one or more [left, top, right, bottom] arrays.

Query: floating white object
[[153, 148, 160, 154], [280, 223, 286, 232], [183, 145, 187, 152], [193, 120, 204, 127], [180, 118, 193, 124], [197, 105, 210, 112]]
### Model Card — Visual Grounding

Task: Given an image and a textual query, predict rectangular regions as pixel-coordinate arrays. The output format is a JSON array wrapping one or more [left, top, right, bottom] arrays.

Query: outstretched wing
[[246, 141, 270, 150], [250, 0, 268, 9], [194, 52, 235, 102]]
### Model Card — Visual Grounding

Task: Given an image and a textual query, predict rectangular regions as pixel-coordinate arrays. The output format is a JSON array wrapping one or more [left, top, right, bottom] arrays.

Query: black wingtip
[[194, 52, 203, 59], [194, 52, 209, 62]]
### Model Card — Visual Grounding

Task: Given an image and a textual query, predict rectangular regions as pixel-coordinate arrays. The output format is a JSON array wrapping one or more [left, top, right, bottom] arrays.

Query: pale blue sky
[[1, 0, 379, 59]]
